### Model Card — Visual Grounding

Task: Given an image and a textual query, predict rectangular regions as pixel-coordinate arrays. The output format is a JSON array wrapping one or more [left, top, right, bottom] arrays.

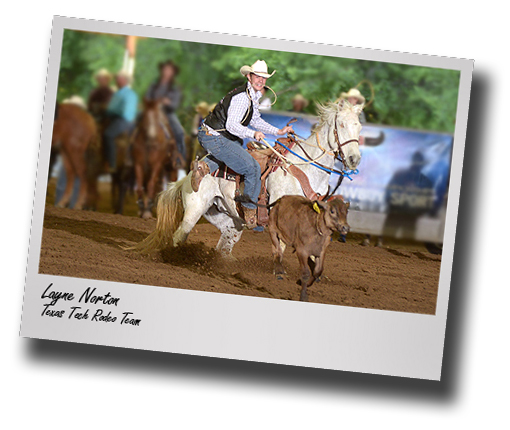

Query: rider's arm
[[144, 83, 156, 101], [166, 87, 182, 110], [249, 104, 280, 136]]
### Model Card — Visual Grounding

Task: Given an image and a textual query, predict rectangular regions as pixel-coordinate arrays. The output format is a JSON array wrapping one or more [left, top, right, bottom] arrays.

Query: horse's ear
[[338, 99, 346, 110]]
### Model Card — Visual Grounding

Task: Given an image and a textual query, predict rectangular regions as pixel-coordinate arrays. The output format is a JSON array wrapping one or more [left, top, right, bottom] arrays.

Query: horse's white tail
[[126, 178, 185, 254]]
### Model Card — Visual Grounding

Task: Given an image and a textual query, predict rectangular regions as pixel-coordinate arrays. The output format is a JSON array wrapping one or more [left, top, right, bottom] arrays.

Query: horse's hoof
[[221, 253, 238, 262], [300, 292, 309, 302], [276, 274, 284, 281]]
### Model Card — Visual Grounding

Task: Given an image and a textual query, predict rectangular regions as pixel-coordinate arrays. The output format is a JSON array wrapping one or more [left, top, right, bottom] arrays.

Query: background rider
[[103, 71, 138, 173], [145, 60, 187, 169]]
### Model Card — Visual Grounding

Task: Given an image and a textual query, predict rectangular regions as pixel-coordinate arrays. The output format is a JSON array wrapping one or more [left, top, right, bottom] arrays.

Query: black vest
[[204, 82, 253, 144]]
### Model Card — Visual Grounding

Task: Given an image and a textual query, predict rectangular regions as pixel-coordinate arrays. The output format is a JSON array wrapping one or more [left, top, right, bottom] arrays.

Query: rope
[[258, 137, 329, 167], [355, 79, 375, 108], [265, 85, 278, 106], [314, 132, 335, 156], [289, 130, 335, 157], [262, 138, 359, 181]]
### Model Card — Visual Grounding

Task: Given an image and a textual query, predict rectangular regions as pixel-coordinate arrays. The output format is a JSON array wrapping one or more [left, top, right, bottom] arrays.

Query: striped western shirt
[[206, 82, 279, 139]]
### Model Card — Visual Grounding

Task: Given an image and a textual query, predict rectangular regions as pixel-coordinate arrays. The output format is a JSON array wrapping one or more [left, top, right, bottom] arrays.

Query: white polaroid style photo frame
[[20, 16, 473, 380]]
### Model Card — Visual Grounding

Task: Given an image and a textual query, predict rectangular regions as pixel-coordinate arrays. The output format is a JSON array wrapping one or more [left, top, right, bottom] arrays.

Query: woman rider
[[145, 60, 187, 164], [192, 60, 293, 229]]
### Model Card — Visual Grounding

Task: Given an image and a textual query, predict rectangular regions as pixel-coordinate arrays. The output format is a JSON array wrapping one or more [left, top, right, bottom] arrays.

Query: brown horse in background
[[82, 115, 134, 215], [131, 99, 183, 219], [51, 103, 98, 210]]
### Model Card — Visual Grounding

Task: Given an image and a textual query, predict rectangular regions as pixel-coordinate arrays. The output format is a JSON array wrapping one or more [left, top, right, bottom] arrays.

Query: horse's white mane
[[315, 100, 361, 130]]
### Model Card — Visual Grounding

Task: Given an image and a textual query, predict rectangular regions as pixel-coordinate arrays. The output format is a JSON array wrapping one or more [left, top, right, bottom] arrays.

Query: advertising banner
[[253, 111, 453, 242]]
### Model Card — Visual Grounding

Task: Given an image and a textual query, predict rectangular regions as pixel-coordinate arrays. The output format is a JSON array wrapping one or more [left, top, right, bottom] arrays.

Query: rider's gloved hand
[[254, 131, 265, 141], [277, 126, 294, 135]]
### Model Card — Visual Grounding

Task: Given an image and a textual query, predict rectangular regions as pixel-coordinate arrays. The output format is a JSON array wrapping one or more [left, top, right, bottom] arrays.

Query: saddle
[[213, 136, 325, 227]]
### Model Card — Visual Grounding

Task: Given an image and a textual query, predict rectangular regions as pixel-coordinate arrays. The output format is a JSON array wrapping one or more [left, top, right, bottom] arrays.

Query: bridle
[[333, 112, 359, 166]]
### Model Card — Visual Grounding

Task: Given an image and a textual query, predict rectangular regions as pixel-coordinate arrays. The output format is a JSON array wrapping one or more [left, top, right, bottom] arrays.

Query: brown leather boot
[[190, 159, 210, 192], [242, 207, 257, 229]]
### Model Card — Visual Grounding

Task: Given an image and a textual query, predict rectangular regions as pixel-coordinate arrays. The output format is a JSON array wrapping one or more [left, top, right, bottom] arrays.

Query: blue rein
[[271, 138, 359, 181]]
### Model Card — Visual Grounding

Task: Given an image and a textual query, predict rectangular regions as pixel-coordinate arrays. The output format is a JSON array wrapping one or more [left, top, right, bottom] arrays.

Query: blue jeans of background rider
[[103, 117, 132, 169], [198, 128, 261, 210], [167, 113, 186, 161], [55, 158, 80, 208]]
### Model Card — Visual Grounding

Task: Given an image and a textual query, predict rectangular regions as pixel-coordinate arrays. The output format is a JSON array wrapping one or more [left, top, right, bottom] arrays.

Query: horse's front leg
[[69, 148, 87, 210], [134, 162, 145, 217], [215, 225, 243, 259], [56, 152, 75, 209], [203, 205, 243, 259], [143, 160, 163, 220]]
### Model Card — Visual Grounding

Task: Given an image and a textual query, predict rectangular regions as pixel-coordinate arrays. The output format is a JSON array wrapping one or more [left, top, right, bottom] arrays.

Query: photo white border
[[20, 16, 473, 380]]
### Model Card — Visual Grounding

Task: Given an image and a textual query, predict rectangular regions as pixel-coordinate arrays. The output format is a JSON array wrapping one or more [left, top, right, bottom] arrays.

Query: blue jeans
[[103, 117, 132, 169], [55, 159, 80, 208], [198, 128, 260, 210], [166, 113, 186, 161]]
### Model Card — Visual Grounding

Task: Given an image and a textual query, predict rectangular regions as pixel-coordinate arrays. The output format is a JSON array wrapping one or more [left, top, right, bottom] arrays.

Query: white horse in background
[[130, 100, 363, 257]]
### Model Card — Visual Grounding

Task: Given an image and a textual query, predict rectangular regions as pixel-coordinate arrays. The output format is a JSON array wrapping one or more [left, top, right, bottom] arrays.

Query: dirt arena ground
[[40, 180, 441, 314]]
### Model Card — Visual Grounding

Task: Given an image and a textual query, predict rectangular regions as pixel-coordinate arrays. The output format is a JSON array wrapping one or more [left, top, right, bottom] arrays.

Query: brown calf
[[268, 195, 350, 302]]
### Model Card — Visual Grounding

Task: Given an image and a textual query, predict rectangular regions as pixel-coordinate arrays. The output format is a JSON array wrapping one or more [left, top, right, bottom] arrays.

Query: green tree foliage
[[57, 30, 460, 133]]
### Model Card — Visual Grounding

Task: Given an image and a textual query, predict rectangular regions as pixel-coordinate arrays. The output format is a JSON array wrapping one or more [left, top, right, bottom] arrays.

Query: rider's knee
[[250, 158, 261, 176]]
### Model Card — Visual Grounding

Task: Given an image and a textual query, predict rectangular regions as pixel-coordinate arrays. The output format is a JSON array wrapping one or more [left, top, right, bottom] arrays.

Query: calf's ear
[[346, 202, 350, 209], [316, 200, 328, 211]]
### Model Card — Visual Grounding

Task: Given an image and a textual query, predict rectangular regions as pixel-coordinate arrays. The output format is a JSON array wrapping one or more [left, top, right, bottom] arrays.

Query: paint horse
[[130, 100, 363, 256]]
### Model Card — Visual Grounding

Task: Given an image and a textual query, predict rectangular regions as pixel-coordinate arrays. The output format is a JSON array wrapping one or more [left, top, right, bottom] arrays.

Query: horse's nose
[[341, 225, 350, 235]]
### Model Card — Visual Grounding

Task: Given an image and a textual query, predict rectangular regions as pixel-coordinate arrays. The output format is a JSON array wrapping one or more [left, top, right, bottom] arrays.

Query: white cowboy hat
[[62, 95, 87, 109], [340, 88, 366, 104], [115, 70, 132, 83], [240, 60, 276, 78], [195, 101, 211, 117], [292, 93, 309, 107]]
